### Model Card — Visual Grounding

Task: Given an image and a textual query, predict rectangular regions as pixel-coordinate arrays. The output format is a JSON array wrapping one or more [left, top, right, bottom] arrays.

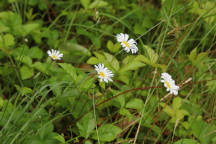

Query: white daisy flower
[[116, 33, 138, 54], [47, 49, 63, 60], [161, 72, 179, 96], [94, 64, 114, 83]]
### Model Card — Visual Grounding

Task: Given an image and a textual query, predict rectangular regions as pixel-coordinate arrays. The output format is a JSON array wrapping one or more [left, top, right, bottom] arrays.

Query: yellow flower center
[[123, 41, 130, 48], [165, 81, 171, 88], [99, 72, 105, 78], [51, 55, 57, 59]]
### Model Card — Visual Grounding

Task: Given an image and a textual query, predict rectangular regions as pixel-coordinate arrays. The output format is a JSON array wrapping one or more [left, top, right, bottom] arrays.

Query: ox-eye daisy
[[47, 49, 63, 60], [94, 64, 114, 83], [161, 72, 179, 96], [116, 33, 138, 54]]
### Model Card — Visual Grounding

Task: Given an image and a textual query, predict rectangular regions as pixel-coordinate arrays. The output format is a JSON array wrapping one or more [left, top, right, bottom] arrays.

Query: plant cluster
[[0, 0, 216, 144]]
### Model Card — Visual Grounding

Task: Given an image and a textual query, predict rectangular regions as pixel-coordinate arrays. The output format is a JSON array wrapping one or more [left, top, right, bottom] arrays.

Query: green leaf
[[120, 55, 145, 72], [29, 46, 43, 59], [33, 62, 49, 74], [15, 85, 33, 96], [107, 40, 114, 52], [172, 97, 182, 110], [104, 52, 119, 71], [0, 34, 15, 48], [190, 118, 216, 144], [77, 113, 95, 139], [87, 57, 100, 64], [126, 98, 144, 111], [160, 103, 175, 117], [80, 0, 91, 9], [17, 56, 32, 66], [92, 124, 121, 142], [53, 134, 66, 143], [3, 34, 15, 47], [107, 41, 121, 53], [143, 45, 158, 63], [89, 0, 108, 9], [58, 63, 77, 82], [119, 108, 133, 121], [188, 48, 197, 63], [22, 23, 40, 36], [20, 65, 34, 80], [174, 139, 199, 144]]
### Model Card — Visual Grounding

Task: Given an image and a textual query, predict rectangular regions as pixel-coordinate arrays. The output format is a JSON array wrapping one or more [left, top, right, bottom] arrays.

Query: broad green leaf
[[188, 48, 197, 63], [160, 103, 175, 117], [3, 34, 15, 47], [136, 55, 166, 70], [0, 34, 15, 49], [58, 63, 77, 82], [89, 0, 108, 9], [16, 56, 32, 66], [22, 23, 40, 36], [172, 97, 182, 110], [104, 52, 119, 71], [143, 45, 158, 63], [174, 139, 199, 144], [107, 40, 114, 52], [126, 98, 144, 111], [88, 52, 120, 71], [77, 113, 95, 139], [80, 0, 91, 9], [87, 57, 100, 64], [20, 65, 34, 80], [92, 124, 121, 142], [118, 73, 130, 84], [107, 41, 121, 53], [0, 23, 9, 33], [120, 55, 145, 72], [190, 118, 216, 144], [29, 46, 43, 59], [63, 42, 91, 56], [33, 62, 49, 74], [53, 134, 66, 143]]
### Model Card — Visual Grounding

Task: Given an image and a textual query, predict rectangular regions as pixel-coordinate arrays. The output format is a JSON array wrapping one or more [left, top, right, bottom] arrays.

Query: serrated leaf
[[92, 124, 121, 142]]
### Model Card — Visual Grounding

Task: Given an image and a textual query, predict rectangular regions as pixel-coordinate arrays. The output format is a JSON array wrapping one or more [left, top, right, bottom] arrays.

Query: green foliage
[[0, 0, 215, 143], [92, 124, 121, 142], [76, 113, 95, 138]]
